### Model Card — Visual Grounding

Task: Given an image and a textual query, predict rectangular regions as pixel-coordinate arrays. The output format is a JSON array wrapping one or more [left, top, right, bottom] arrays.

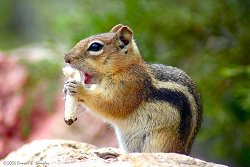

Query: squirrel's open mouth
[[69, 65, 94, 84], [83, 72, 91, 84]]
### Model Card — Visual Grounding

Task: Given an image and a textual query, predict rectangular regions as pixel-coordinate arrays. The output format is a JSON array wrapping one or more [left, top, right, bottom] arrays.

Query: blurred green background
[[0, 0, 249, 166]]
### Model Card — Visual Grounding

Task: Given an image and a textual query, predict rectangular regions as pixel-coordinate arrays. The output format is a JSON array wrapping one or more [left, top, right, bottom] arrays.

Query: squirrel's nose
[[64, 54, 71, 64]]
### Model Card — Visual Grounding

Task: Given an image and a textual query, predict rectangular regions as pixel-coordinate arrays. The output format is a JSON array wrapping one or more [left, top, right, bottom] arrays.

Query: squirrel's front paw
[[64, 80, 83, 96]]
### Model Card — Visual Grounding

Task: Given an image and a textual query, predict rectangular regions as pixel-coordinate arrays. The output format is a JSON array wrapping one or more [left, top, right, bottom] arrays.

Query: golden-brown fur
[[64, 24, 202, 155]]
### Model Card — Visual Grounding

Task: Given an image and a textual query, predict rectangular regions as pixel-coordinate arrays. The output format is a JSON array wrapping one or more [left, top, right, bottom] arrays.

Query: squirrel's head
[[64, 24, 141, 84]]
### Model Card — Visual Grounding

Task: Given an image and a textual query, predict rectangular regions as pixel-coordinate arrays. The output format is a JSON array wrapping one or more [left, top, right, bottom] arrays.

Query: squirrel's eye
[[88, 42, 103, 52]]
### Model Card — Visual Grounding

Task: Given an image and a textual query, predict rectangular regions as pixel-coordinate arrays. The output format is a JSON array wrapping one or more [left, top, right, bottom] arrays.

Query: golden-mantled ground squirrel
[[64, 24, 202, 155]]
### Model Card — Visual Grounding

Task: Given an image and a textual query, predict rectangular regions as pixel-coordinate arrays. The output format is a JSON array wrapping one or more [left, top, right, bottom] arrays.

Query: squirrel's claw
[[64, 80, 82, 96]]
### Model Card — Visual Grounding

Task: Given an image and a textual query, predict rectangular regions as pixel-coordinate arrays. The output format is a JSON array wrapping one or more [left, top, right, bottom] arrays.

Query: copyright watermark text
[[2, 160, 49, 166]]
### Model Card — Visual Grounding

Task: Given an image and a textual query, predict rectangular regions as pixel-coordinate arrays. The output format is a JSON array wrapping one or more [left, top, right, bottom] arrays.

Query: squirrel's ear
[[110, 24, 124, 33], [116, 26, 133, 49]]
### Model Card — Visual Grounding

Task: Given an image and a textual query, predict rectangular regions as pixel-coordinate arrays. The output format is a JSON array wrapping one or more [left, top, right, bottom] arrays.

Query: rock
[[1, 139, 227, 167]]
